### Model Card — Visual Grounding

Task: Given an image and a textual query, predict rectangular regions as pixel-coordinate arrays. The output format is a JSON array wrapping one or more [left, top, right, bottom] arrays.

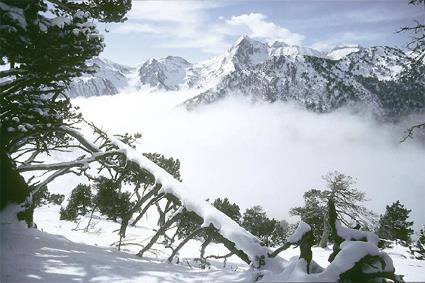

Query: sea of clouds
[[72, 90, 425, 229]]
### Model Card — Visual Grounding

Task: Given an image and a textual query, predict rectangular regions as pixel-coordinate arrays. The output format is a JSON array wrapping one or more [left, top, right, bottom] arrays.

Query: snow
[[50, 16, 71, 28], [11, 122, 420, 281], [74, 10, 90, 19], [287, 221, 311, 244], [336, 221, 379, 246], [1, 205, 251, 283], [327, 47, 360, 60], [110, 138, 281, 268], [2, 200, 424, 282], [137, 56, 192, 91], [0, 2, 27, 29], [65, 58, 131, 98], [65, 36, 415, 122], [270, 43, 326, 58]]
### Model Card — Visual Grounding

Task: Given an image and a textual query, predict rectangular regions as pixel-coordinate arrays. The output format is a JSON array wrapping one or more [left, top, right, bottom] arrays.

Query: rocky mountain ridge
[[66, 36, 424, 119]]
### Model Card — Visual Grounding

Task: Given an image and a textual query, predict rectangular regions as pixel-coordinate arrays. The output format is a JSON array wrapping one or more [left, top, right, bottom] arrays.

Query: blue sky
[[99, 0, 423, 65]]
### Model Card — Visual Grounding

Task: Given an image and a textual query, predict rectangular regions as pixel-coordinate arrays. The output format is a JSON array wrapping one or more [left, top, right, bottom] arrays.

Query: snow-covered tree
[[0, 0, 131, 225], [291, 171, 376, 247], [398, 0, 425, 140], [410, 226, 425, 260], [377, 200, 414, 245], [290, 189, 327, 243]]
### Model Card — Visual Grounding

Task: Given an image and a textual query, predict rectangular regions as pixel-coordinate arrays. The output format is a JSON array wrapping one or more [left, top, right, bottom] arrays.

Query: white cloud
[[156, 34, 230, 54], [111, 23, 159, 34], [109, 1, 229, 54], [219, 13, 305, 45], [127, 1, 216, 24], [310, 31, 381, 51], [111, 3, 306, 55]]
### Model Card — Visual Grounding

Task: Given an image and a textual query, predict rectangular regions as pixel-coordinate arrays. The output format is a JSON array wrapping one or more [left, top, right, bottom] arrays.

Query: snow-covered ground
[[1, 205, 252, 283], [1, 204, 424, 282]]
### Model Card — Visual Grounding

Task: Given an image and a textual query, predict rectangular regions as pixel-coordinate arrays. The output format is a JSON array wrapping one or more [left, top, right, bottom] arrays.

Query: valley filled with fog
[[74, 90, 425, 227]]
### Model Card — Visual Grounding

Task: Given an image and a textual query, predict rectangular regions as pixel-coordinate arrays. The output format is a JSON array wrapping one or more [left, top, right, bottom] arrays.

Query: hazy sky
[[99, 0, 423, 64]]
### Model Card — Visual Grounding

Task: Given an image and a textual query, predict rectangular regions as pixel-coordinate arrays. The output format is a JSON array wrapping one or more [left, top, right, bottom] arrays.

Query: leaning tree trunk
[[319, 210, 330, 248], [0, 149, 33, 227], [327, 198, 343, 263]]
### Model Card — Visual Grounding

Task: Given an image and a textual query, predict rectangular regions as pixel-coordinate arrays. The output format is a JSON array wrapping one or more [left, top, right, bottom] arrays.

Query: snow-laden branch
[[17, 150, 125, 172], [109, 137, 286, 269]]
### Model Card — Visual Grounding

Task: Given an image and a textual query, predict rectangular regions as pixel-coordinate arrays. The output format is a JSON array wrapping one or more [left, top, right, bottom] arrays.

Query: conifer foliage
[[0, 0, 131, 224], [60, 184, 93, 221], [410, 227, 425, 260], [377, 200, 414, 245]]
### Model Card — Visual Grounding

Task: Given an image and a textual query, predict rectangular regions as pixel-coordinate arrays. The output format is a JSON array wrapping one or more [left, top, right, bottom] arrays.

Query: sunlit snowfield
[[72, 90, 425, 228]]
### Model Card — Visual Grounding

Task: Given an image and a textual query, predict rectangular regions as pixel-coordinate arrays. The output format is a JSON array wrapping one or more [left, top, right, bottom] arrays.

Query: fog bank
[[74, 91, 425, 229]]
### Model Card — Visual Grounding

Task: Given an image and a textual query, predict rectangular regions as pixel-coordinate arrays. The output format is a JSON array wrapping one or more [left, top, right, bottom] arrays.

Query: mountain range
[[66, 36, 425, 119]]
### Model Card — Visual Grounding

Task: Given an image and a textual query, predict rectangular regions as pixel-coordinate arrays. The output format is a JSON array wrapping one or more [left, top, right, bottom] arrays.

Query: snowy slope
[[138, 56, 192, 91], [65, 58, 133, 98], [2, 204, 424, 282], [327, 44, 363, 60], [270, 41, 327, 58], [1, 205, 251, 283]]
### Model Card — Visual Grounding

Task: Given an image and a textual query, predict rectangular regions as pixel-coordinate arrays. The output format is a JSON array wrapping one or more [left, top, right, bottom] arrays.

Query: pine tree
[[377, 200, 414, 245], [33, 186, 51, 207], [93, 177, 132, 222], [291, 171, 376, 247], [60, 184, 93, 221], [212, 198, 241, 223], [410, 227, 425, 260], [0, 0, 131, 225], [290, 189, 327, 243], [241, 205, 281, 246]]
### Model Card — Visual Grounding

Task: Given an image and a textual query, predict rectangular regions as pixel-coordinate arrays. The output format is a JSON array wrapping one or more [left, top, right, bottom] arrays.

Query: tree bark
[[319, 210, 330, 248], [168, 226, 206, 262], [0, 149, 33, 227], [137, 212, 182, 257], [328, 198, 343, 263], [130, 193, 164, 227], [84, 204, 98, 232]]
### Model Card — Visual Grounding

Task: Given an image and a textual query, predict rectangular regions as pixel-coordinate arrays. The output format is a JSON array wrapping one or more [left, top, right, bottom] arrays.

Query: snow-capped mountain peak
[[138, 56, 192, 91], [327, 44, 364, 60], [226, 35, 270, 68], [65, 57, 132, 98], [66, 37, 424, 120], [269, 43, 326, 58]]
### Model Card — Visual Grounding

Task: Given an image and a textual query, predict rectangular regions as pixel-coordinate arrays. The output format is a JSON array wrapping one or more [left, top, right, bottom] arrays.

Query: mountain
[[327, 44, 363, 60], [182, 37, 424, 118], [270, 41, 327, 58], [65, 58, 132, 98], [67, 36, 424, 119], [138, 56, 191, 90]]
